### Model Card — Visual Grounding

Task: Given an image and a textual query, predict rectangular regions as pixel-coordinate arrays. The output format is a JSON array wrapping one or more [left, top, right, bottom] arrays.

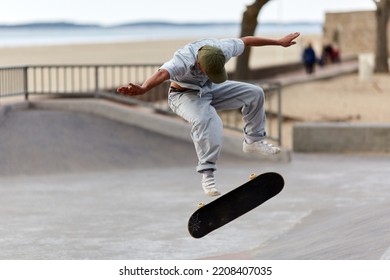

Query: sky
[[0, 0, 376, 26]]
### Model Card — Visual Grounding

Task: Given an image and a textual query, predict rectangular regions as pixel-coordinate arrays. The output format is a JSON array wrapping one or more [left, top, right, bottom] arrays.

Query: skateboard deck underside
[[188, 172, 284, 238]]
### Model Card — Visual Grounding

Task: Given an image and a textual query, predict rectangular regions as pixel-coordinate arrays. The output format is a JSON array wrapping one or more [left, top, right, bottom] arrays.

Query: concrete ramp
[[1, 100, 390, 260], [0, 108, 198, 176]]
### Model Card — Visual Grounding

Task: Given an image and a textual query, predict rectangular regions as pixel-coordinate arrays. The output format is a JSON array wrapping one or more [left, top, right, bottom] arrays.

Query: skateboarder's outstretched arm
[[241, 32, 300, 48], [116, 69, 170, 96]]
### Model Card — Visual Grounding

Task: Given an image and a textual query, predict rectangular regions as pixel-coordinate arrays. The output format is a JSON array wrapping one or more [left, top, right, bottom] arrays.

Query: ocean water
[[0, 23, 321, 47]]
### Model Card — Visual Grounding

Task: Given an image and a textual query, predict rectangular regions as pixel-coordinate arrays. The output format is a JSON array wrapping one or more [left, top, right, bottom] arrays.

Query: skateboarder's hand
[[278, 32, 300, 47], [116, 83, 146, 96]]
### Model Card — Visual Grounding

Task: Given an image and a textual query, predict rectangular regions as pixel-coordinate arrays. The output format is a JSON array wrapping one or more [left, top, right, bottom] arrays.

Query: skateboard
[[188, 172, 284, 238]]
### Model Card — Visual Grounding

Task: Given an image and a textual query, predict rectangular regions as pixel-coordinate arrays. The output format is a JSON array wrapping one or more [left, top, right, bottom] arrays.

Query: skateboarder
[[116, 32, 300, 197]]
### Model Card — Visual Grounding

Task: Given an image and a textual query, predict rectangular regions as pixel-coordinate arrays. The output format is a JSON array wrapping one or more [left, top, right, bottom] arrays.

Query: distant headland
[[0, 20, 322, 29]]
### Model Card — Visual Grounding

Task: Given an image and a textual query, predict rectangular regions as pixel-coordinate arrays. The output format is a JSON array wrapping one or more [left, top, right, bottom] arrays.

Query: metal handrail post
[[94, 65, 99, 98], [277, 83, 282, 146], [23, 66, 29, 100]]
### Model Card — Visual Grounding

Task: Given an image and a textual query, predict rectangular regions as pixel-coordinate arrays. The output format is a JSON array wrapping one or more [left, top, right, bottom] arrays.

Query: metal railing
[[0, 66, 28, 98], [0, 64, 283, 145]]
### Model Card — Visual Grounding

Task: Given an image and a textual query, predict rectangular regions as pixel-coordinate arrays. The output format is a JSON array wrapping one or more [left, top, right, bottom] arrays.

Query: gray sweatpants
[[168, 80, 266, 172]]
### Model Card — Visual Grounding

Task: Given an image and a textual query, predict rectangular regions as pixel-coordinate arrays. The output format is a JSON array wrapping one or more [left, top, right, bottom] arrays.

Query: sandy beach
[[281, 73, 390, 148], [1, 34, 389, 149], [0, 34, 320, 69]]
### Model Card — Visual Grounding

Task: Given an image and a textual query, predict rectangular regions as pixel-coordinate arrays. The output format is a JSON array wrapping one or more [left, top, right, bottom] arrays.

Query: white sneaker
[[201, 174, 221, 197], [243, 140, 281, 156]]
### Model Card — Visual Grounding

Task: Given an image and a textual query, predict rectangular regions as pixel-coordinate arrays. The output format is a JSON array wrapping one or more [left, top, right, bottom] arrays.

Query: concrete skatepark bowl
[[1, 100, 390, 260]]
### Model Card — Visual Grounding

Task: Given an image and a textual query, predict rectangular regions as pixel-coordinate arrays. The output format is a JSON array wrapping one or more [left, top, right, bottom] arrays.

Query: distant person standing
[[302, 43, 317, 74], [320, 44, 340, 65]]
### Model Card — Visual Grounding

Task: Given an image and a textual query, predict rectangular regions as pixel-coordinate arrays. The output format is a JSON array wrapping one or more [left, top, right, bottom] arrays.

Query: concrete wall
[[323, 10, 390, 56], [293, 122, 390, 153]]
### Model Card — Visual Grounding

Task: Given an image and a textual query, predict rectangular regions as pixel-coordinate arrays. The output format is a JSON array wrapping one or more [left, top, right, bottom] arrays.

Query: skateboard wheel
[[197, 202, 205, 209], [249, 173, 257, 180]]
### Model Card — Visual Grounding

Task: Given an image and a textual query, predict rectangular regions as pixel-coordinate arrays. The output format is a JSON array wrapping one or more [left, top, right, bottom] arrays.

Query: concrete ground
[[1, 101, 390, 260]]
